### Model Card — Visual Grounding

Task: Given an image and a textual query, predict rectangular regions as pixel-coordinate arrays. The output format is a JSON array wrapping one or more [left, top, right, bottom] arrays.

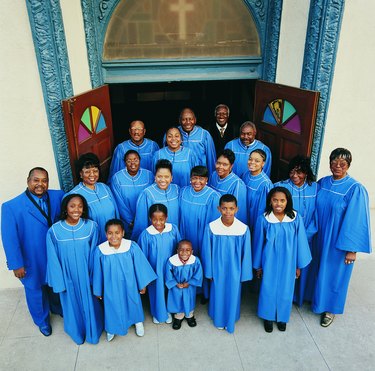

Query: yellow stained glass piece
[[91, 106, 100, 131]]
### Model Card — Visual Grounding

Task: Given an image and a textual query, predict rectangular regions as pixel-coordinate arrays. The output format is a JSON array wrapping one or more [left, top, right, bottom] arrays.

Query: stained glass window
[[78, 106, 107, 143]]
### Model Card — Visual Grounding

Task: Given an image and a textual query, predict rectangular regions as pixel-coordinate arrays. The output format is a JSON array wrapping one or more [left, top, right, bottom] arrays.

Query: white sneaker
[[152, 317, 160, 324], [135, 322, 145, 337], [106, 332, 115, 342], [166, 313, 172, 324]]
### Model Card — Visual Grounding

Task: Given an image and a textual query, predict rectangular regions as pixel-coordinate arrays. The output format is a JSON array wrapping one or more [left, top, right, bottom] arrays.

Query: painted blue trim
[[300, 0, 345, 174], [26, 0, 74, 191]]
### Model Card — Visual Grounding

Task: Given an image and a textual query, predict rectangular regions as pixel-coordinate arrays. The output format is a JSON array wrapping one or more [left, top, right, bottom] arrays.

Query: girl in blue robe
[[241, 149, 272, 232], [165, 240, 203, 330], [274, 156, 319, 307], [66, 153, 119, 243], [313, 148, 371, 327], [253, 187, 311, 333], [138, 204, 181, 324], [131, 159, 180, 241], [209, 149, 247, 224], [46, 194, 104, 344], [92, 219, 157, 341], [154, 127, 198, 187], [202, 194, 252, 334]]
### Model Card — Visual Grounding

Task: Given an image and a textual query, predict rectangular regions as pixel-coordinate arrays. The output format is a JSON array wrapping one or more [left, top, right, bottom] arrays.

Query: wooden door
[[62, 85, 114, 184], [253, 80, 320, 181]]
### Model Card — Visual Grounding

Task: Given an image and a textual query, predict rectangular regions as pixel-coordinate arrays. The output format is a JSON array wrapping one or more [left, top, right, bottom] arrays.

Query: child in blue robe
[[209, 149, 247, 223], [253, 187, 311, 333], [132, 159, 180, 241], [46, 194, 104, 345], [241, 149, 272, 233], [165, 240, 203, 330], [201, 194, 252, 333], [138, 204, 181, 324], [92, 219, 157, 342]]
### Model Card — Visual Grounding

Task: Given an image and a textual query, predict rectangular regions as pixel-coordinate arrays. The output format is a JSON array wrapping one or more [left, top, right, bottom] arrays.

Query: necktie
[[220, 128, 225, 138], [39, 199, 46, 214]]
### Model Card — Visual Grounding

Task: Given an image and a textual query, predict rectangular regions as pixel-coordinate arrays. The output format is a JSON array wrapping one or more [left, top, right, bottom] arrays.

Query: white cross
[[170, 0, 194, 40]]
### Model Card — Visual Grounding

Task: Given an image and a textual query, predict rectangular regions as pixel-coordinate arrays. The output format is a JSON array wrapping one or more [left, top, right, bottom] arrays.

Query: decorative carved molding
[[98, 0, 111, 21], [26, 0, 74, 191], [301, 0, 345, 174]]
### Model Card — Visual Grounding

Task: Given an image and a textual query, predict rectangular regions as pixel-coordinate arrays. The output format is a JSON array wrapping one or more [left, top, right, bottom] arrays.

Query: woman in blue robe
[[274, 155, 319, 306], [137, 204, 181, 324], [131, 159, 179, 241], [313, 148, 371, 327], [92, 219, 157, 339], [66, 153, 119, 243], [209, 149, 247, 223], [46, 194, 103, 344], [241, 149, 272, 232], [154, 127, 198, 187], [253, 187, 311, 332]]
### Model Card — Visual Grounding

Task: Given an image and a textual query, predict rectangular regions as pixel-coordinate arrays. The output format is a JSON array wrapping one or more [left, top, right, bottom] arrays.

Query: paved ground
[[0, 253, 374, 371]]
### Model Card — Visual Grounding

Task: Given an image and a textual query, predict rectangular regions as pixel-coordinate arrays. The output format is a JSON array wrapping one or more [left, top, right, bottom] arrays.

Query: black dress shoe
[[39, 324, 52, 336], [185, 316, 197, 327], [172, 318, 183, 330], [264, 320, 273, 333], [277, 322, 286, 331]]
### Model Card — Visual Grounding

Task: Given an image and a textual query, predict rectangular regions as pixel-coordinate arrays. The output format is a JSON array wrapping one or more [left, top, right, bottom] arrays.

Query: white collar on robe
[[265, 211, 296, 223], [209, 217, 247, 236], [99, 239, 131, 255], [146, 223, 172, 235], [169, 253, 196, 266]]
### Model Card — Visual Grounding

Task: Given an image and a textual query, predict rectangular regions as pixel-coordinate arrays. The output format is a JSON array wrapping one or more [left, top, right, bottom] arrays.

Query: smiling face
[[289, 167, 306, 187], [166, 128, 182, 151], [330, 157, 349, 180], [218, 201, 238, 226], [151, 210, 167, 233], [240, 125, 256, 146], [155, 168, 172, 190], [190, 175, 208, 192], [270, 191, 287, 216], [106, 224, 124, 249], [215, 155, 233, 179], [248, 152, 264, 175], [80, 166, 99, 189], [215, 106, 229, 127], [178, 242, 193, 262], [125, 153, 140, 176], [180, 109, 196, 133], [129, 121, 146, 145], [66, 196, 83, 225], [27, 169, 49, 198]]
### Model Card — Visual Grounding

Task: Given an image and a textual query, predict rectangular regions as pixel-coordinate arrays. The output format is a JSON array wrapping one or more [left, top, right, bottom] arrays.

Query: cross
[[170, 0, 194, 40]]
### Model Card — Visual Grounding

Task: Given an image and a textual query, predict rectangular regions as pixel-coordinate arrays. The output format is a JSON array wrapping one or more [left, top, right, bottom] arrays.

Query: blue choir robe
[[274, 179, 319, 306], [241, 171, 272, 232], [110, 168, 154, 236], [153, 146, 198, 187], [209, 171, 247, 223], [92, 239, 157, 335], [177, 125, 217, 175], [137, 223, 181, 322], [66, 182, 119, 243], [131, 183, 180, 241], [109, 138, 160, 178], [253, 212, 312, 323], [313, 175, 371, 315], [202, 217, 252, 333], [165, 254, 203, 316], [1, 190, 64, 325], [225, 138, 272, 177], [46, 219, 103, 344]]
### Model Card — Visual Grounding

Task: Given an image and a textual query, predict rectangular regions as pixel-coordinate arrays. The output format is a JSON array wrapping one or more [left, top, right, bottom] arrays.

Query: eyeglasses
[[330, 160, 348, 168]]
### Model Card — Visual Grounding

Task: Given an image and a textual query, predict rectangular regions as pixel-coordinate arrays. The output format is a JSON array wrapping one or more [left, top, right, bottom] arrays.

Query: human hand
[[13, 267, 26, 279], [182, 282, 189, 288], [296, 268, 301, 279], [96, 295, 103, 300], [177, 283, 184, 289], [345, 252, 356, 265], [140, 287, 146, 294]]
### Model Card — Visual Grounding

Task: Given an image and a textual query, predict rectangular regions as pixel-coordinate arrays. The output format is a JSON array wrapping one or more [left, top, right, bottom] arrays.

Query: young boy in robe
[[201, 194, 252, 333], [165, 240, 203, 330], [92, 219, 157, 342]]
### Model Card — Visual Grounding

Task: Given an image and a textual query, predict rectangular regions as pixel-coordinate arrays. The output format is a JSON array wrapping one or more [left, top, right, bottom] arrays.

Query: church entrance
[[108, 79, 256, 148]]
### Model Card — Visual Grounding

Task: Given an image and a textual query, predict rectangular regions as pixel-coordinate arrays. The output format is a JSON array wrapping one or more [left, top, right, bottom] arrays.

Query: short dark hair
[[179, 108, 195, 122], [105, 218, 124, 232], [288, 155, 316, 185], [148, 203, 168, 219], [155, 159, 173, 174], [28, 167, 49, 180], [190, 165, 209, 178], [219, 193, 237, 206], [218, 148, 235, 165], [329, 148, 352, 167], [249, 149, 267, 162], [177, 239, 192, 250], [75, 153, 100, 179], [124, 150, 140, 163], [60, 194, 89, 220], [265, 187, 295, 219]]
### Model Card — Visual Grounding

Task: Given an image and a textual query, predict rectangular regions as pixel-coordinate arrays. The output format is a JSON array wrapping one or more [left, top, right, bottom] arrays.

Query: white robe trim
[[209, 217, 247, 236], [265, 211, 297, 223], [169, 253, 196, 266], [99, 239, 131, 255], [146, 222, 173, 235]]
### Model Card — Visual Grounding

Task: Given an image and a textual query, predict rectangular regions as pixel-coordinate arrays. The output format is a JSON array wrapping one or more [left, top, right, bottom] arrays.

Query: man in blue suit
[[1, 167, 64, 336]]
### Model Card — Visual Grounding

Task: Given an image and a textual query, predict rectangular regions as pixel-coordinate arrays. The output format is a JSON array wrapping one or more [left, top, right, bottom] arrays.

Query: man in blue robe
[[1, 167, 64, 336], [109, 120, 159, 178], [201, 194, 252, 333], [225, 121, 272, 177]]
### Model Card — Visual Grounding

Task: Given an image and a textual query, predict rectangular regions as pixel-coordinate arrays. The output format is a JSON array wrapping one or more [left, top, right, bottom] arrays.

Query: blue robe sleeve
[[252, 216, 266, 269], [131, 191, 150, 241], [201, 225, 213, 279], [233, 180, 248, 224], [105, 185, 120, 219], [205, 132, 217, 175], [46, 228, 66, 293], [137, 230, 150, 258], [295, 216, 312, 269], [131, 242, 157, 289], [187, 258, 203, 287], [92, 247, 104, 297], [263, 146, 272, 177], [241, 228, 253, 281], [109, 145, 123, 180], [88, 223, 100, 282], [335, 185, 372, 253], [110, 176, 134, 225], [165, 260, 178, 289]]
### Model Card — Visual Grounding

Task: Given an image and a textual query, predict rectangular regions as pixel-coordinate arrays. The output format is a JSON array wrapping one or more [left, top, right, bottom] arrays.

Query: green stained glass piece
[[282, 100, 296, 123], [81, 108, 92, 132]]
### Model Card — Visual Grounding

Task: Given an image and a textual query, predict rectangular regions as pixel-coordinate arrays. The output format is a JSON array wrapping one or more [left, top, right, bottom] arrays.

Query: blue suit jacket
[[1, 190, 64, 289]]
